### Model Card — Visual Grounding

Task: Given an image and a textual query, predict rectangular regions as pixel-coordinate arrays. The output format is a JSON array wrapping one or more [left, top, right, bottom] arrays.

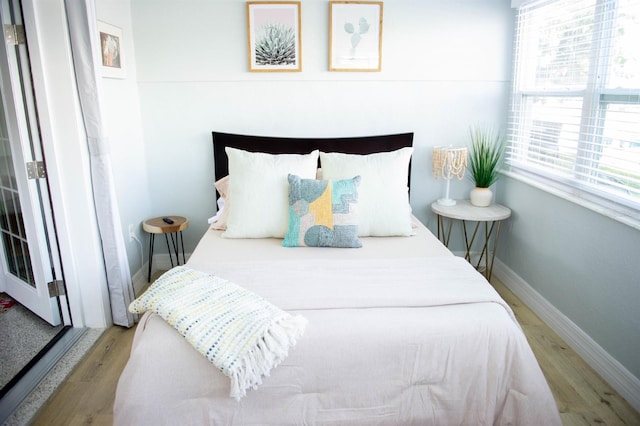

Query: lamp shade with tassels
[[432, 146, 468, 206]]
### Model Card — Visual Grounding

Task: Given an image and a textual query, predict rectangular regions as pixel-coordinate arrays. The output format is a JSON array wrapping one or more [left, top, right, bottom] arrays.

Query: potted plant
[[467, 125, 506, 207]]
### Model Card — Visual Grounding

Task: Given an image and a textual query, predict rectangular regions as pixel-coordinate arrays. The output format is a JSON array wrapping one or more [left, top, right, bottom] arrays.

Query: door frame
[[20, 1, 111, 328]]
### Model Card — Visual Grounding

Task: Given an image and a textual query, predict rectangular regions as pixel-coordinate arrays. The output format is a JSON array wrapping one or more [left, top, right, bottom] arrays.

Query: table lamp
[[432, 146, 468, 206]]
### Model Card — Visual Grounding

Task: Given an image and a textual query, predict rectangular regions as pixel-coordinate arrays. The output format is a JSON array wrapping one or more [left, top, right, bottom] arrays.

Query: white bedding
[[114, 220, 561, 425]]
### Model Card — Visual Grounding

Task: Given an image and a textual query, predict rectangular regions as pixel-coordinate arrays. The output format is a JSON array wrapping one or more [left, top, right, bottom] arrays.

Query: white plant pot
[[470, 187, 493, 207]]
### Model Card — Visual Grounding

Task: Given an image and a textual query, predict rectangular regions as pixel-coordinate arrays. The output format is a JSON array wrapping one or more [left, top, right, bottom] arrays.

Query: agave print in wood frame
[[246, 1, 302, 72]]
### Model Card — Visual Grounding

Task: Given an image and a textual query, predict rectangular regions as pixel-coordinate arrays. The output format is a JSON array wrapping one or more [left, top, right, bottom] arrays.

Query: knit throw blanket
[[129, 266, 307, 400]]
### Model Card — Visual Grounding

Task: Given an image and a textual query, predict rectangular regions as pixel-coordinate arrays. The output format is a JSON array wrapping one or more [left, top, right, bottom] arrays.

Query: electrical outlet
[[128, 224, 135, 242]]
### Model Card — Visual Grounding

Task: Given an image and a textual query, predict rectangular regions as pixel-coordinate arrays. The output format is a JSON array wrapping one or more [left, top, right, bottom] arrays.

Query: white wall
[[130, 0, 515, 250], [95, 0, 152, 275]]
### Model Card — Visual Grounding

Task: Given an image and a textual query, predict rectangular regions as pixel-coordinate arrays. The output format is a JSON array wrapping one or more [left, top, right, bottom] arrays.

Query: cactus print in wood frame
[[246, 2, 302, 72], [329, 1, 383, 72]]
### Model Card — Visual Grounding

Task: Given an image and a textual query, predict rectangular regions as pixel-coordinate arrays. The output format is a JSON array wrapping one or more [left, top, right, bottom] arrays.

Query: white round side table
[[431, 200, 511, 281]]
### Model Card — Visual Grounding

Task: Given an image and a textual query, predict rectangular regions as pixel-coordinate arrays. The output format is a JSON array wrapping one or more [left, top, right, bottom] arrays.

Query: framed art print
[[329, 1, 383, 72], [97, 21, 126, 78], [246, 2, 302, 72]]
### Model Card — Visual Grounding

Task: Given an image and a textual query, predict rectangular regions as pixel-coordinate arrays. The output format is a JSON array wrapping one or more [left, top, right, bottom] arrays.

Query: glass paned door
[[0, 0, 66, 326], [0, 126, 35, 287]]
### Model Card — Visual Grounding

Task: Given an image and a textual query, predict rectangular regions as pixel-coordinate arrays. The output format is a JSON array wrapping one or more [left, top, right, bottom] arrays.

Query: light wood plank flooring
[[31, 277, 640, 425], [491, 280, 640, 426]]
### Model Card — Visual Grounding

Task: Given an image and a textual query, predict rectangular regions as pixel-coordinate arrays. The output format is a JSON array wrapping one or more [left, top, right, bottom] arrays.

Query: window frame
[[507, 0, 640, 226]]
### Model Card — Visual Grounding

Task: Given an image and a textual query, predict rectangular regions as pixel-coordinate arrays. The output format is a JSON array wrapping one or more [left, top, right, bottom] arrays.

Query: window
[[508, 0, 640, 217]]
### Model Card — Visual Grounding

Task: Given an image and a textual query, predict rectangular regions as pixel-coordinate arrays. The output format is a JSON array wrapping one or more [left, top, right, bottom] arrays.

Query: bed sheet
[[114, 219, 561, 425]]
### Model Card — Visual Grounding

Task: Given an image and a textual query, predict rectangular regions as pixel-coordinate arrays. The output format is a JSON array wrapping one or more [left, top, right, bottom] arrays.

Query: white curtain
[[65, 0, 135, 327]]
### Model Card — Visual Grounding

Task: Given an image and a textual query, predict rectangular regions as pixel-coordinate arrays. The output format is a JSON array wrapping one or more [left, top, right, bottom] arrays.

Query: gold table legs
[[436, 215, 503, 281]]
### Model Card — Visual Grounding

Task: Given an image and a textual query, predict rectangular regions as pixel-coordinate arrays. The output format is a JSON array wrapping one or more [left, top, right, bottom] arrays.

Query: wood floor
[[31, 278, 640, 426]]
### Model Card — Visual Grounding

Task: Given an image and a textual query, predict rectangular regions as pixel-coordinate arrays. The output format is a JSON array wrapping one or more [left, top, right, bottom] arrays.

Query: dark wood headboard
[[211, 131, 414, 182]]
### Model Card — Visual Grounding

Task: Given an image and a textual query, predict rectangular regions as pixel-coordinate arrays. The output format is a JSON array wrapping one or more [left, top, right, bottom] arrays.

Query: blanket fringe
[[229, 314, 307, 400]]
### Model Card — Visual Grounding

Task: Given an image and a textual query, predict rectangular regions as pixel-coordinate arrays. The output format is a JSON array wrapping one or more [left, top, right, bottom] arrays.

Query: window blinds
[[508, 0, 640, 210]]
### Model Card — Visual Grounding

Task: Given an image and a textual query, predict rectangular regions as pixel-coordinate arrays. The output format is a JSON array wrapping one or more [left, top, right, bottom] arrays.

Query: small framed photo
[[329, 1, 383, 72], [246, 2, 302, 72], [97, 21, 126, 79]]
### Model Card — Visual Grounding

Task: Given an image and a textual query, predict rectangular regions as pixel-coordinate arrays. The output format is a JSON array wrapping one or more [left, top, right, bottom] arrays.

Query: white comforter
[[114, 254, 561, 425]]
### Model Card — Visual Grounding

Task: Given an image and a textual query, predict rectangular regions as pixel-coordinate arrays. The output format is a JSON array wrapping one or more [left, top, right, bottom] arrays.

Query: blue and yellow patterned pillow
[[283, 174, 362, 248]]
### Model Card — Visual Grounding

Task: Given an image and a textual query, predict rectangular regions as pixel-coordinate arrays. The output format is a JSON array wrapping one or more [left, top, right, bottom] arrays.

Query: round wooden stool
[[142, 216, 189, 282]]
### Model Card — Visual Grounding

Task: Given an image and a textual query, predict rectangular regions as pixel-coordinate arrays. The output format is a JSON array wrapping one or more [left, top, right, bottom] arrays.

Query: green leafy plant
[[468, 125, 506, 188]]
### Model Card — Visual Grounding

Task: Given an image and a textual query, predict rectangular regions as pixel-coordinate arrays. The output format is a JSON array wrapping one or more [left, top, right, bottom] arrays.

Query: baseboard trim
[[131, 253, 192, 296], [131, 266, 148, 297], [493, 258, 640, 413]]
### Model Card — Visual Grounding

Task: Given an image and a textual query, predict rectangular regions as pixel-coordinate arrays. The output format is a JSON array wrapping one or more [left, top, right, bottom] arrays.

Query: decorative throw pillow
[[211, 176, 230, 230], [223, 148, 319, 238], [320, 148, 414, 237], [283, 174, 362, 248]]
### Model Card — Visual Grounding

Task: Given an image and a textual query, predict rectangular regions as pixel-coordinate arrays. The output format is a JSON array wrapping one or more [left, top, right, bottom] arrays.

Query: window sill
[[502, 170, 640, 232]]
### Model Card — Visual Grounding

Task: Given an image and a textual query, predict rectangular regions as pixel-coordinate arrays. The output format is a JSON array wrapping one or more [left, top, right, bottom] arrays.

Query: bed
[[113, 132, 561, 425]]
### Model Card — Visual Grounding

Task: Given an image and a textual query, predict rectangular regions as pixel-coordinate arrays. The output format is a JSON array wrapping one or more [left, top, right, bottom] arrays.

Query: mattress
[[113, 219, 561, 425]]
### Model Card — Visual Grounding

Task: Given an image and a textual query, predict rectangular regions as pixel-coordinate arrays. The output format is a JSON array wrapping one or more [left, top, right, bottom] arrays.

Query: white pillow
[[223, 148, 319, 238], [320, 148, 413, 236]]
